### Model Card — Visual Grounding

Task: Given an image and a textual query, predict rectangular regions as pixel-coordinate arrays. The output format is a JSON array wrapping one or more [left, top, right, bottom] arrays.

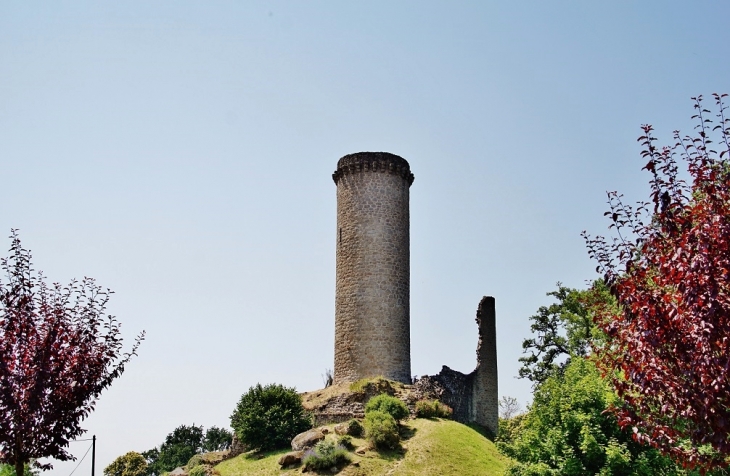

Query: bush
[[495, 414, 525, 446], [344, 419, 363, 437], [186, 454, 204, 470], [364, 394, 409, 422], [230, 383, 312, 452], [302, 440, 350, 471], [414, 399, 453, 419], [363, 411, 400, 450], [336, 435, 354, 450], [187, 465, 208, 476], [499, 358, 681, 475], [103, 452, 148, 476]]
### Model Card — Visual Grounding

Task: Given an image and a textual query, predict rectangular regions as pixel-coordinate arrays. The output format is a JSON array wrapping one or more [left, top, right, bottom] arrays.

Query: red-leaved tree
[[0, 231, 144, 476], [584, 94, 730, 471]]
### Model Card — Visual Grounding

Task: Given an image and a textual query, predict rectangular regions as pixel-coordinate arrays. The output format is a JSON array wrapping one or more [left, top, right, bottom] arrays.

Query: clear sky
[[1, 1, 729, 474]]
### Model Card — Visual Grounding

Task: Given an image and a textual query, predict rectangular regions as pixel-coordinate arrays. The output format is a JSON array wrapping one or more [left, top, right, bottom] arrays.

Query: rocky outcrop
[[228, 434, 248, 458], [305, 378, 400, 425], [334, 419, 363, 437], [278, 451, 304, 467], [291, 429, 326, 451]]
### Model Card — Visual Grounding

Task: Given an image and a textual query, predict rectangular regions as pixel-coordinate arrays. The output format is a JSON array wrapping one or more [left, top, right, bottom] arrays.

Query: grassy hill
[[215, 418, 509, 476]]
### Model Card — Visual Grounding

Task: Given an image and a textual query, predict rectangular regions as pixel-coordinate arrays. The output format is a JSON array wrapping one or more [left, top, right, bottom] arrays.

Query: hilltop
[[215, 418, 508, 476], [207, 378, 509, 475]]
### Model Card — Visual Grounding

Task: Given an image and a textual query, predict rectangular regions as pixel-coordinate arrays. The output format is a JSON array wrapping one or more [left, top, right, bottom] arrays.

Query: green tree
[[145, 425, 203, 475], [518, 282, 610, 385], [230, 383, 311, 452], [103, 452, 147, 476], [140, 448, 158, 475], [500, 358, 682, 475], [202, 426, 233, 452]]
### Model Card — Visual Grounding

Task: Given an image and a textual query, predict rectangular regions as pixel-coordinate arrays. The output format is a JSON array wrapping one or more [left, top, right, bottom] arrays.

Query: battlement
[[332, 152, 414, 186]]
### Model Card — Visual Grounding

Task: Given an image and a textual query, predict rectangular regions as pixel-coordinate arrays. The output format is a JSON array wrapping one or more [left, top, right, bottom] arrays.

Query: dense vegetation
[[500, 284, 693, 475], [501, 358, 679, 475], [500, 96, 730, 474], [229, 383, 311, 452], [584, 94, 730, 470], [106, 424, 232, 476]]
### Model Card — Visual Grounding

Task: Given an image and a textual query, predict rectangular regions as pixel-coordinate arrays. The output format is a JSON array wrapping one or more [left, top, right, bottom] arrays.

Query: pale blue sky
[[1, 1, 728, 474]]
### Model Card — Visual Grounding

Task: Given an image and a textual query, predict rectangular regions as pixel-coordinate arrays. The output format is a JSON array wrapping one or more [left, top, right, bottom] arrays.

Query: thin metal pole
[[91, 435, 96, 476]]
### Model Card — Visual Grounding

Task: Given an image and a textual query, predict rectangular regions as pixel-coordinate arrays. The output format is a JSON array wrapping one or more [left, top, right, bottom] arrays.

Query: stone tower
[[332, 152, 414, 384]]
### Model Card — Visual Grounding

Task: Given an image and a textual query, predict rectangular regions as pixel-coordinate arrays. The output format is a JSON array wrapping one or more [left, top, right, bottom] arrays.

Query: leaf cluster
[[0, 231, 144, 474], [500, 358, 683, 476], [584, 94, 730, 470], [518, 282, 611, 385]]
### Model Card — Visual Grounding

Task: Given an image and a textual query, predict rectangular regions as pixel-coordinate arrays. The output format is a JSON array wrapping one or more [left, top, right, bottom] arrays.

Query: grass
[[393, 419, 509, 475], [215, 418, 509, 476], [215, 448, 294, 476], [300, 382, 353, 410]]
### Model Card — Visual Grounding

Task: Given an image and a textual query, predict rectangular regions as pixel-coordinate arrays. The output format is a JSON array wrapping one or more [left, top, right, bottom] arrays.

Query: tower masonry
[[332, 152, 414, 384]]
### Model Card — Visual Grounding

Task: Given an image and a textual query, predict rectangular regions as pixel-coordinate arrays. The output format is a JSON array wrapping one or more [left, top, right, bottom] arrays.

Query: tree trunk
[[15, 460, 24, 476]]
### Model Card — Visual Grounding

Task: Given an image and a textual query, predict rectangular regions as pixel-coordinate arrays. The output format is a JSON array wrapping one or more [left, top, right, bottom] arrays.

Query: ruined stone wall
[[333, 152, 414, 385], [472, 297, 498, 434], [414, 297, 498, 436]]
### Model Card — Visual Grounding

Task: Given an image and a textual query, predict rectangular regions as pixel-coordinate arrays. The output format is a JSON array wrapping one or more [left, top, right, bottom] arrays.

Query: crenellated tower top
[[332, 152, 414, 186]]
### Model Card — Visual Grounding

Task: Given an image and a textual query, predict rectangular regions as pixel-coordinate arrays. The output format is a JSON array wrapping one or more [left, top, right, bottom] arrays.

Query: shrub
[[363, 411, 399, 450], [336, 435, 354, 450], [345, 419, 363, 437], [364, 394, 409, 422], [495, 414, 525, 446], [185, 454, 204, 469], [415, 399, 453, 419], [230, 383, 312, 451], [187, 465, 207, 476], [302, 440, 350, 471], [103, 452, 147, 476]]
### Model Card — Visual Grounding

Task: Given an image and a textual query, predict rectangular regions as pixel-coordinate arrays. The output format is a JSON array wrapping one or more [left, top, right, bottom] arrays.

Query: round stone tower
[[332, 152, 414, 384]]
